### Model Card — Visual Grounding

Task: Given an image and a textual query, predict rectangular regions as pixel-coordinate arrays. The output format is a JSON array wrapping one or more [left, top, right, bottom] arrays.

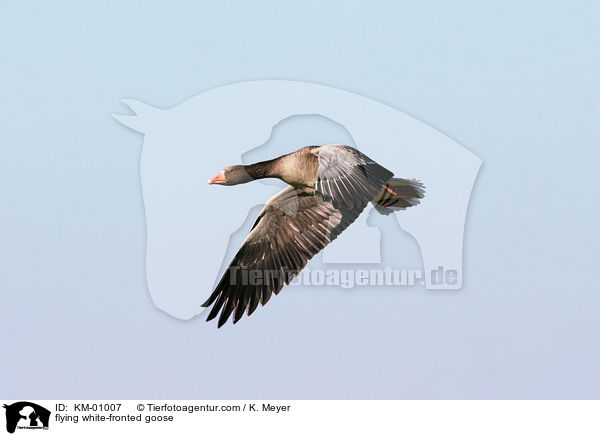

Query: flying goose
[[204, 144, 424, 327]]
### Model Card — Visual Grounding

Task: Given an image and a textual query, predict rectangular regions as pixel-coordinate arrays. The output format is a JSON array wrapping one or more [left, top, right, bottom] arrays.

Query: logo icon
[[3, 402, 50, 434], [114, 80, 482, 320]]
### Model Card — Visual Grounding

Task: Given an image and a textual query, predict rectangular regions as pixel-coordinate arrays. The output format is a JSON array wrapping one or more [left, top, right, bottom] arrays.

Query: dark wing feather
[[202, 185, 365, 327], [313, 144, 394, 208]]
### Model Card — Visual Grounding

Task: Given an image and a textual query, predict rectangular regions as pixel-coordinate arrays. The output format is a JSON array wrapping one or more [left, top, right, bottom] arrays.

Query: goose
[[204, 144, 425, 327]]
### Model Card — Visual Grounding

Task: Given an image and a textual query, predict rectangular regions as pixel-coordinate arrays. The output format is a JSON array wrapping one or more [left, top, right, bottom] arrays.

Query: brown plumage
[[204, 144, 425, 327]]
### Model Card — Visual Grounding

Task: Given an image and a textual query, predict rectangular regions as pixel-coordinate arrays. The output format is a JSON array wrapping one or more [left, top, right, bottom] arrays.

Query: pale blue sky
[[0, 1, 599, 398]]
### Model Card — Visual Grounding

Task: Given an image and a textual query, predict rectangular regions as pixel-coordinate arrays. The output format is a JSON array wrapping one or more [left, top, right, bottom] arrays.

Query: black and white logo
[[3, 402, 50, 433]]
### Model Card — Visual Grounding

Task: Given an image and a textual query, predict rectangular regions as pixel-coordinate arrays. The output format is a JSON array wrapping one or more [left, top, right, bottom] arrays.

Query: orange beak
[[208, 171, 227, 185]]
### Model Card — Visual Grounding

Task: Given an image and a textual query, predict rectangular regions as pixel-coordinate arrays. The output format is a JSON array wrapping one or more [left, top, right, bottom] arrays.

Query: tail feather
[[372, 178, 425, 215]]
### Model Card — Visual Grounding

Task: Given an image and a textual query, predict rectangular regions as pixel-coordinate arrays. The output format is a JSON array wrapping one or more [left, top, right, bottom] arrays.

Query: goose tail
[[372, 178, 425, 215]]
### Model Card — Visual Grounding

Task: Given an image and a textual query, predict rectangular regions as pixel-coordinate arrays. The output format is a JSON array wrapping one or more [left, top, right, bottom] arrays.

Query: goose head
[[208, 165, 254, 186]]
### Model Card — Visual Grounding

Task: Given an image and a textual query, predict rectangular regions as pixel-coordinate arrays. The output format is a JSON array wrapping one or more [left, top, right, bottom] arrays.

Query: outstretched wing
[[313, 144, 394, 209], [202, 186, 365, 327]]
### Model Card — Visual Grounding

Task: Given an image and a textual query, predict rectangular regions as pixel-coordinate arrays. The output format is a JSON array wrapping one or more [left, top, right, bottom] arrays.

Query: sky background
[[1, 1, 599, 399]]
